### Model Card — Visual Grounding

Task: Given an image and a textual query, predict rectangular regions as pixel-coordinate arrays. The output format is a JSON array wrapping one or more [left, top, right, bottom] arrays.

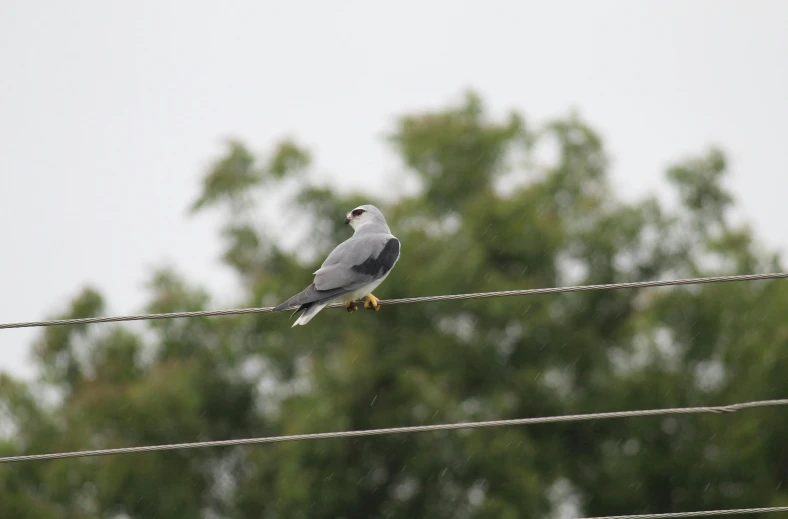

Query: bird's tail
[[292, 302, 328, 327], [273, 284, 347, 313]]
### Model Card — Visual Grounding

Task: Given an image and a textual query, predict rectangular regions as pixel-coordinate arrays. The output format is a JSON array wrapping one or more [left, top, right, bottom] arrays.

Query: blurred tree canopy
[[1, 91, 786, 518]]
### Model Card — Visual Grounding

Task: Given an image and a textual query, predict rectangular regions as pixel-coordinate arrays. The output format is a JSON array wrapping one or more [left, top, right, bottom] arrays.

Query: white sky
[[1, 1, 787, 379]]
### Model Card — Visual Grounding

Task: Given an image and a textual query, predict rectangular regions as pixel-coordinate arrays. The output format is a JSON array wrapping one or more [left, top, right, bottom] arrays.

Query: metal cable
[[1, 272, 785, 330], [1, 398, 785, 464], [578, 506, 788, 519]]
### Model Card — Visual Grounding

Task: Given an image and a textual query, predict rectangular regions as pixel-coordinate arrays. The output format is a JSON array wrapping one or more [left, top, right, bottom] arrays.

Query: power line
[[578, 506, 788, 519], [1, 272, 785, 330], [1, 398, 785, 464]]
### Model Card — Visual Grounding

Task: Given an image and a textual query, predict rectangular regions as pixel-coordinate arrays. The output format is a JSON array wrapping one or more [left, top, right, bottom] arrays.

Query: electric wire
[[577, 506, 788, 519], [1, 398, 785, 464], [1, 272, 785, 330], [2, 276, 786, 516]]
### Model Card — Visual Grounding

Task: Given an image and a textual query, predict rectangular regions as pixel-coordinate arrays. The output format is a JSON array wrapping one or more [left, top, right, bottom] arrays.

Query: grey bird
[[274, 204, 401, 327]]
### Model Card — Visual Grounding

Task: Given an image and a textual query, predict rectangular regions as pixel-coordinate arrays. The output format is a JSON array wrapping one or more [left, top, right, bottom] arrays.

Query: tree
[[1, 91, 786, 518]]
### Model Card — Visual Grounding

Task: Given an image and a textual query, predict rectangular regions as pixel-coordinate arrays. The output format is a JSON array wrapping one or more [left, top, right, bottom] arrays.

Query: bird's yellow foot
[[364, 294, 381, 311], [345, 301, 359, 313]]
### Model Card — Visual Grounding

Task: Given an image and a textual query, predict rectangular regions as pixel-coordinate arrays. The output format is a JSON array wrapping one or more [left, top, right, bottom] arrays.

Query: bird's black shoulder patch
[[351, 238, 400, 277]]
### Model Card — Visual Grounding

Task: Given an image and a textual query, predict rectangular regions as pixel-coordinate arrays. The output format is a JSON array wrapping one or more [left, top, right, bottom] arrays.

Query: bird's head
[[345, 204, 388, 231]]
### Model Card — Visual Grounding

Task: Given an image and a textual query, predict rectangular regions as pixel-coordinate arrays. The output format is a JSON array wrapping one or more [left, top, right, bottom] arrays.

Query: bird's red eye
[[352, 209, 364, 217]]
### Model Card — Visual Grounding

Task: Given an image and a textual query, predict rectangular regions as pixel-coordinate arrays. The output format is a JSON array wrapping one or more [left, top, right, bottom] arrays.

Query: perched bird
[[274, 204, 401, 327]]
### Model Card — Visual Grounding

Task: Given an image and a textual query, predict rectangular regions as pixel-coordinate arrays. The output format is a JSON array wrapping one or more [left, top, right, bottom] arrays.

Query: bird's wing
[[313, 234, 400, 291], [273, 234, 400, 312]]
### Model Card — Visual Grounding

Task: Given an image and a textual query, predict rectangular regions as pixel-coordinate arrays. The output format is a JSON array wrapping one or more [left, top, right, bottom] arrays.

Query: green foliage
[[1, 92, 786, 518], [390, 91, 524, 212], [191, 138, 310, 214], [191, 140, 260, 213], [667, 147, 732, 231]]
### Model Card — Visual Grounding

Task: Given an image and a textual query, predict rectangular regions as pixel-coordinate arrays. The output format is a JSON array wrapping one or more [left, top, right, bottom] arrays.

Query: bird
[[274, 204, 401, 327]]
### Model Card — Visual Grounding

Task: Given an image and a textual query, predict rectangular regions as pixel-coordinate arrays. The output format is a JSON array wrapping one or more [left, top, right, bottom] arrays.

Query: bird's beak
[[344, 217, 351, 225]]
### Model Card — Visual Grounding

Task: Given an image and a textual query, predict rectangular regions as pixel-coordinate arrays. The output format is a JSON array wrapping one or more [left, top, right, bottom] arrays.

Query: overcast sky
[[1, 1, 787, 379]]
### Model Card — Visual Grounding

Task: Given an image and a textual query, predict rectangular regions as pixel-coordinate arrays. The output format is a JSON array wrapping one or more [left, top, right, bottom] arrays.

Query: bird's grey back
[[314, 231, 398, 291]]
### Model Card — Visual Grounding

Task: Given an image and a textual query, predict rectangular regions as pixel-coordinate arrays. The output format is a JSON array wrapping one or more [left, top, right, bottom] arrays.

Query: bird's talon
[[345, 301, 359, 313], [364, 294, 381, 311]]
